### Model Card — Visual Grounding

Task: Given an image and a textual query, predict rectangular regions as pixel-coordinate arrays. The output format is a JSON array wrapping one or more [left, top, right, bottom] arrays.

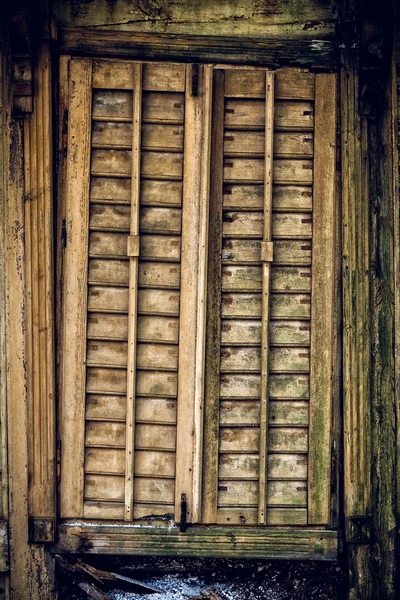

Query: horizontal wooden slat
[[91, 148, 131, 176], [85, 421, 126, 447], [223, 158, 313, 184], [224, 99, 314, 130], [135, 424, 176, 451], [222, 213, 312, 240], [92, 90, 132, 120], [221, 293, 310, 320], [133, 504, 175, 519], [90, 203, 130, 231], [89, 232, 182, 262], [142, 92, 185, 124], [217, 480, 307, 507], [90, 177, 131, 203], [223, 70, 315, 100], [137, 316, 179, 343], [274, 159, 313, 185], [86, 395, 126, 422], [139, 262, 181, 289], [140, 180, 183, 207], [84, 501, 125, 520], [88, 288, 180, 316], [92, 121, 132, 148], [219, 400, 309, 427], [142, 124, 184, 151], [140, 207, 182, 234], [220, 319, 310, 346], [136, 370, 178, 397], [88, 258, 129, 286], [220, 374, 260, 399], [87, 313, 128, 340], [143, 63, 186, 92], [85, 448, 125, 475], [223, 184, 313, 212], [141, 235, 182, 262], [220, 346, 309, 372], [89, 231, 127, 258], [269, 374, 309, 399], [269, 401, 309, 426], [87, 340, 127, 367], [87, 367, 127, 395], [137, 343, 179, 371], [218, 453, 307, 480], [141, 151, 183, 180], [134, 450, 176, 478], [138, 290, 180, 316], [224, 131, 313, 157], [136, 397, 177, 424], [88, 286, 128, 313], [216, 507, 307, 525], [221, 266, 312, 293], [220, 427, 259, 453], [133, 477, 175, 504], [269, 428, 308, 452], [93, 60, 135, 89], [85, 475, 125, 501]]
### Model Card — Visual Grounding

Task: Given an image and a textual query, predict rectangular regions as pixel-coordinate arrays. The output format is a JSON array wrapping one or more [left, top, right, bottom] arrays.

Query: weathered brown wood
[[61, 58, 93, 517], [125, 62, 142, 521], [53, 523, 339, 560], [24, 42, 56, 529], [202, 69, 225, 525], [308, 73, 337, 524], [59, 29, 337, 68]]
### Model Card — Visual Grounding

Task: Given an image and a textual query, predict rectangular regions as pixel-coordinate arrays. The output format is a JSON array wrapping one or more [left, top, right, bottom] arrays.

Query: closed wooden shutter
[[60, 59, 336, 529], [60, 58, 212, 520], [202, 68, 337, 527]]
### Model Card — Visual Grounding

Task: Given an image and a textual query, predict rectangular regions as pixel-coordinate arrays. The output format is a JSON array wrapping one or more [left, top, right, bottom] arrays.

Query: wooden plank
[[134, 478, 175, 504], [61, 58, 93, 518], [88, 286, 180, 316], [221, 292, 310, 320], [137, 316, 179, 343], [217, 480, 307, 507], [86, 422, 126, 448], [125, 62, 142, 521], [142, 124, 184, 151], [221, 266, 311, 293], [85, 475, 125, 502], [142, 92, 185, 124], [139, 262, 181, 289], [259, 71, 274, 524], [202, 69, 225, 524], [92, 90, 133, 119], [143, 63, 186, 92], [224, 99, 313, 130], [140, 180, 183, 207], [85, 448, 125, 475], [223, 184, 313, 212], [136, 398, 177, 425], [218, 453, 307, 480], [221, 212, 312, 240], [90, 203, 131, 231], [308, 74, 337, 525], [135, 424, 176, 451], [175, 65, 211, 523], [223, 158, 313, 184], [134, 451, 176, 478], [269, 428, 309, 453], [86, 395, 126, 422], [92, 61, 185, 93], [220, 346, 309, 373], [90, 177, 131, 202], [220, 319, 310, 346], [92, 121, 133, 147], [217, 507, 307, 526], [93, 60, 135, 89], [141, 151, 183, 180], [86, 368, 127, 395], [140, 207, 182, 234], [219, 400, 308, 427], [224, 131, 313, 158], [223, 69, 315, 101], [55, 522, 339, 560], [87, 313, 129, 341], [136, 371, 178, 398]]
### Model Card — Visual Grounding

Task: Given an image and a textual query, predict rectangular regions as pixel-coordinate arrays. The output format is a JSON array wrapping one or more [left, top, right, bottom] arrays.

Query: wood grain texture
[[308, 74, 337, 524], [202, 69, 224, 524], [61, 58, 93, 517]]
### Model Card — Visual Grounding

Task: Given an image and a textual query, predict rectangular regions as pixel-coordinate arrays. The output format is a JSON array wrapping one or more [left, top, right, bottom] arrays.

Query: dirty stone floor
[[58, 556, 346, 599]]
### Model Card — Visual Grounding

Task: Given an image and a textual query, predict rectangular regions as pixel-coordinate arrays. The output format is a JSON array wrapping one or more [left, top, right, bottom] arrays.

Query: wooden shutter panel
[[60, 58, 211, 522], [202, 68, 336, 528]]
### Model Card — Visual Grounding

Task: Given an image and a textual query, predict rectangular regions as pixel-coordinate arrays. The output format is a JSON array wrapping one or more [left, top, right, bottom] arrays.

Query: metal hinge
[[61, 219, 67, 249], [346, 516, 372, 544], [56, 439, 61, 485], [180, 493, 187, 533], [191, 64, 199, 97], [28, 517, 56, 544]]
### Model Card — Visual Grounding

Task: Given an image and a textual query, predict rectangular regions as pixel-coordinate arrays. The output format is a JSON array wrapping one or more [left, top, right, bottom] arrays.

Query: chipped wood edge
[[308, 73, 337, 524], [125, 62, 142, 521], [60, 58, 93, 518]]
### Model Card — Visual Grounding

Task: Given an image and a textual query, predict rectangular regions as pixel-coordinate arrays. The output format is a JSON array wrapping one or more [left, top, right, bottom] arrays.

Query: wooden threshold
[[57, 29, 337, 69], [52, 522, 339, 561]]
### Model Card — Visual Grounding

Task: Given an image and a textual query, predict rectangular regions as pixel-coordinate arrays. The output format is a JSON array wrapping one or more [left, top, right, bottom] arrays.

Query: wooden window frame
[[53, 35, 340, 560]]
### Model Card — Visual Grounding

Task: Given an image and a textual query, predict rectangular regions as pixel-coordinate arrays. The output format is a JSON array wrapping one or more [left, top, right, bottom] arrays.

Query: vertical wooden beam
[[175, 65, 212, 523], [308, 73, 337, 525], [125, 62, 142, 521], [193, 65, 213, 522], [258, 71, 274, 525], [60, 58, 92, 518], [341, 45, 374, 599], [23, 42, 56, 538], [202, 69, 224, 524], [3, 53, 55, 598]]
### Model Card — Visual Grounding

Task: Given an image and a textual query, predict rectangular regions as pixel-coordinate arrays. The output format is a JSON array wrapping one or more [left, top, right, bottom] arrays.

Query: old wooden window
[[59, 58, 337, 549]]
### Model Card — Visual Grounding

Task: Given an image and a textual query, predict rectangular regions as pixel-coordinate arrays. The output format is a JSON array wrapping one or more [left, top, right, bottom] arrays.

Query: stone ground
[[57, 556, 346, 599]]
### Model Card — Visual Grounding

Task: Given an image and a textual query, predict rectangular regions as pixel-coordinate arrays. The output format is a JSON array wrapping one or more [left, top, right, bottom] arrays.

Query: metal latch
[[346, 516, 372, 543], [180, 493, 187, 533]]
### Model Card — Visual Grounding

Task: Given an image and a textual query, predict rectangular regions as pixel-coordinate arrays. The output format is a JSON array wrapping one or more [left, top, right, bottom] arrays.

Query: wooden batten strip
[[258, 71, 274, 525], [308, 74, 337, 524], [61, 59, 93, 518], [193, 65, 213, 521], [24, 43, 56, 525], [125, 63, 143, 521], [202, 70, 225, 524]]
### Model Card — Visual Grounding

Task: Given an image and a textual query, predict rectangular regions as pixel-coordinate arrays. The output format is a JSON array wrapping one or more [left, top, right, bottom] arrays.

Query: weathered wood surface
[[58, 31, 336, 68], [53, 524, 338, 560]]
